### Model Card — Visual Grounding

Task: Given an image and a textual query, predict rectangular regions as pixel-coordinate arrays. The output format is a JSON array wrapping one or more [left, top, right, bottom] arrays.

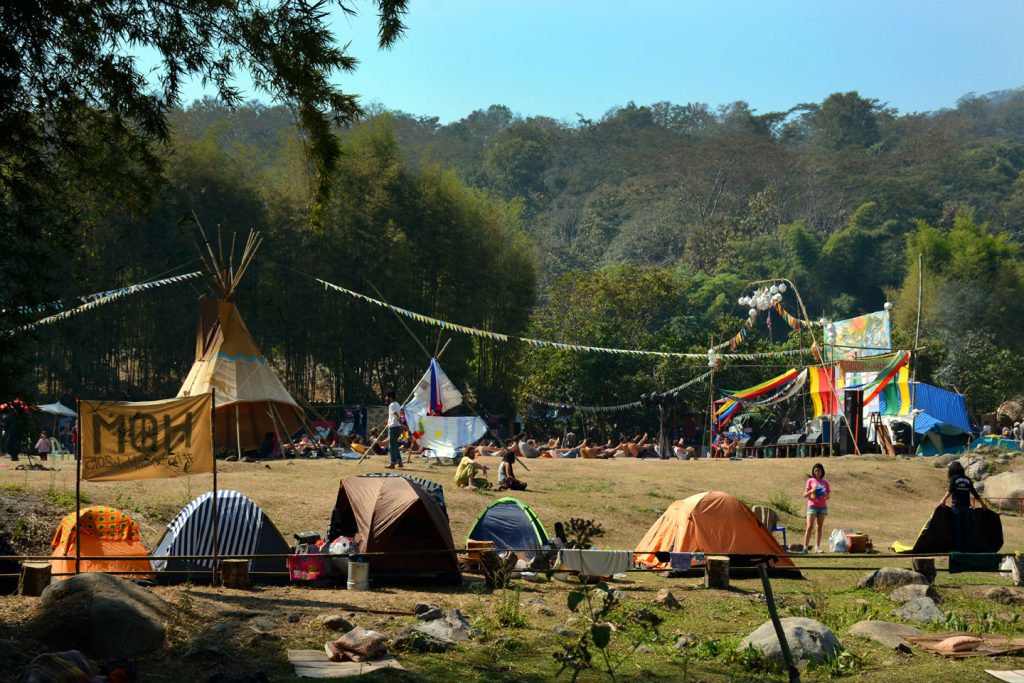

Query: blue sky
[[182, 0, 1024, 123]]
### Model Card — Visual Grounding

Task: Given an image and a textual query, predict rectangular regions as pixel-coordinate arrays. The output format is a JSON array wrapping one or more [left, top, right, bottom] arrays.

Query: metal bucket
[[346, 560, 369, 590]]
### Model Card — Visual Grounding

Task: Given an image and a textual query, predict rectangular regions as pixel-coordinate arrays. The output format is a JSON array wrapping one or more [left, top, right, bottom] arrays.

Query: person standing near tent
[[384, 391, 404, 469], [802, 463, 830, 553], [939, 461, 988, 552], [3, 415, 20, 462]]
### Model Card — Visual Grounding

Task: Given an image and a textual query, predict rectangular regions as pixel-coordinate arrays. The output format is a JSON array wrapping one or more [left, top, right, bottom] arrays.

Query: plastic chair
[[772, 524, 787, 549]]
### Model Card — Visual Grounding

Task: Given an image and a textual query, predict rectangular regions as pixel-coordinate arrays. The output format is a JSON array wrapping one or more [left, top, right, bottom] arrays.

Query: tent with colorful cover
[[50, 506, 154, 579]]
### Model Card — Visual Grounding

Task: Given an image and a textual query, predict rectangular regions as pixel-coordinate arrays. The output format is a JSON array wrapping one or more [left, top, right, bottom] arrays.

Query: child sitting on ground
[[497, 451, 527, 491]]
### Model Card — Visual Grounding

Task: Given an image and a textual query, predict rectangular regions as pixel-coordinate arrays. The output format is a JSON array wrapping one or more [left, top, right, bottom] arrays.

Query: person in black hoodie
[[939, 461, 988, 552]]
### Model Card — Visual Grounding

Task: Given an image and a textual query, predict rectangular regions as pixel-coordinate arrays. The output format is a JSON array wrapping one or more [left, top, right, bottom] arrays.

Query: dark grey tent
[[152, 490, 290, 582], [891, 505, 1003, 553]]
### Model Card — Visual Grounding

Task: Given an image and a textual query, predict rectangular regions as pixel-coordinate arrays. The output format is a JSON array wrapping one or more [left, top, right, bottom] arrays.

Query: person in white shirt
[[35, 431, 52, 461], [385, 391, 404, 469]]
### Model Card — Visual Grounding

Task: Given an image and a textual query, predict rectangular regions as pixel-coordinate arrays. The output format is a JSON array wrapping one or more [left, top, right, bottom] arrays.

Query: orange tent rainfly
[[634, 491, 796, 571], [50, 506, 154, 579]]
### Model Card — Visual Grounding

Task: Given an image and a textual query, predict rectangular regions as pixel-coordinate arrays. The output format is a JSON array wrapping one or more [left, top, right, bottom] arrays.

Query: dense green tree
[[1, 0, 408, 399]]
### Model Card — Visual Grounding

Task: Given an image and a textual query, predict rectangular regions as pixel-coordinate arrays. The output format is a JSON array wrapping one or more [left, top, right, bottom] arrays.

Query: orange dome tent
[[51, 506, 154, 579], [634, 491, 795, 570]]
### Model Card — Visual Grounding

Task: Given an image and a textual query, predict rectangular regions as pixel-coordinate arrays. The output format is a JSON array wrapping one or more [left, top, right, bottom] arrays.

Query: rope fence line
[[2, 549, 1012, 562]]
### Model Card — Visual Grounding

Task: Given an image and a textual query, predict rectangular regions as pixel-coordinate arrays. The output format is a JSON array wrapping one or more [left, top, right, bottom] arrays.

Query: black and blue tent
[[152, 489, 290, 582], [881, 382, 973, 455], [466, 497, 548, 561]]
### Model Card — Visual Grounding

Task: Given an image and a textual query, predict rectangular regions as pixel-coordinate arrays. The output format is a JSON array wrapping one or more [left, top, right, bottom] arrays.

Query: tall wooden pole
[[75, 400, 81, 576], [912, 254, 923, 440], [210, 390, 220, 585], [706, 337, 716, 458], [234, 404, 242, 459]]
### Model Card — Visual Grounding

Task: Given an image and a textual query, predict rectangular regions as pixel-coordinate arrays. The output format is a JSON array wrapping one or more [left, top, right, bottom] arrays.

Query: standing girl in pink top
[[802, 462, 830, 552]]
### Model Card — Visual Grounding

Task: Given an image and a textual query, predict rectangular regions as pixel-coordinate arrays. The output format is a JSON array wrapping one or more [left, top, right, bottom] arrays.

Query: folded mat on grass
[[287, 651, 403, 679]]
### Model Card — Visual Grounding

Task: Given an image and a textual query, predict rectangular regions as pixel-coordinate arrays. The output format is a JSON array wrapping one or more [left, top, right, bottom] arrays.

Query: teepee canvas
[[177, 230, 303, 453]]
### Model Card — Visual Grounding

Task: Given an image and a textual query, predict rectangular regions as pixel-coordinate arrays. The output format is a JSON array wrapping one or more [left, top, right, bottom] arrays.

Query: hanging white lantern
[[772, 293, 783, 304], [778, 283, 787, 293], [770, 285, 779, 295], [748, 308, 757, 318], [883, 301, 893, 311]]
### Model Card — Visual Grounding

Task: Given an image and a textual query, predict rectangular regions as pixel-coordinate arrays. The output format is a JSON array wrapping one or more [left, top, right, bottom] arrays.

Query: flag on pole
[[412, 359, 462, 415]]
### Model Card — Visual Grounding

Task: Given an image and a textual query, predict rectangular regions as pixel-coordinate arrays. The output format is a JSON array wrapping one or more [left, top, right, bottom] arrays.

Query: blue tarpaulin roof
[[911, 383, 971, 435]]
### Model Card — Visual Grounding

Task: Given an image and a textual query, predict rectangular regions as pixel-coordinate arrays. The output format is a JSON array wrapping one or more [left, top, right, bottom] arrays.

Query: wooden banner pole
[[75, 399, 82, 576], [210, 390, 220, 585]]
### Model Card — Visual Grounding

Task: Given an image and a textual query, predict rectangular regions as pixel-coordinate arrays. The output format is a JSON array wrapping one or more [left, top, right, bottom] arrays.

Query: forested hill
[[18, 89, 1024, 418], [177, 89, 1024, 288]]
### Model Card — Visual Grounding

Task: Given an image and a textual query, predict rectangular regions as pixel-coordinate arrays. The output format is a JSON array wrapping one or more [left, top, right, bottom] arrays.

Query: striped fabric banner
[[862, 351, 911, 405], [879, 366, 912, 416], [714, 368, 800, 428], [809, 366, 839, 417], [152, 490, 264, 571]]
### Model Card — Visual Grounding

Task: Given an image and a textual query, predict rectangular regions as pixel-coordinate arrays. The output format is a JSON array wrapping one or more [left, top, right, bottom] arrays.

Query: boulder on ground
[[413, 608, 477, 643], [962, 458, 990, 480], [391, 628, 454, 653], [932, 454, 957, 468], [984, 471, 1024, 511], [849, 620, 923, 652], [737, 617, 841, 668], [35, 573, 169, 657], [653, 589, 680, 609], [894, 596, 944, 623], [981, 586, 1024, 605], [859, 568, 929, 589], [889, 584, 939, 604], [322, 614, 355, 631]]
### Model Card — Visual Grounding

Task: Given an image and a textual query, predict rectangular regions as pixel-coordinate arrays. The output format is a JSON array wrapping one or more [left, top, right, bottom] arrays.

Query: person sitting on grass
[[454, 448, 489, 489], [517, 436, 541, 459], [497, 451, 527, 491], [673, 437, 696, 460]]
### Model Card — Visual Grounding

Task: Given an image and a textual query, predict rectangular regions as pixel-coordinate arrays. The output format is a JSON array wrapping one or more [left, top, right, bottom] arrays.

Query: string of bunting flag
[[314, 276, 810, 361], [5, 271, 203, 335], [775, 303, 825, 329], [531, 371, 713, 414], [710, 302, 826, 353]]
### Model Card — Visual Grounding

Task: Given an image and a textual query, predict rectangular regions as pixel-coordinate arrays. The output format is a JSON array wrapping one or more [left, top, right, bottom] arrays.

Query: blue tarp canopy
[[909, 383, 971, 435]]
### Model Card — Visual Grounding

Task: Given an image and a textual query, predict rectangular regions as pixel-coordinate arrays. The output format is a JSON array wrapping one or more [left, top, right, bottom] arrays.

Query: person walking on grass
[[384, 390, 403, 470], [939, 461, 988, 552], [802, 462, 830, 552]]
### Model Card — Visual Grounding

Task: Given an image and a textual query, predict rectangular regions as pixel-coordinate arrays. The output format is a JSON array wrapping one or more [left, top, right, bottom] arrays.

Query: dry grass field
[[0, 452, 1021, 682]]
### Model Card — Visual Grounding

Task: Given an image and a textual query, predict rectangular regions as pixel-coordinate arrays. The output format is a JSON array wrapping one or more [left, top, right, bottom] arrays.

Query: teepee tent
[[177, 230, 303, 453]]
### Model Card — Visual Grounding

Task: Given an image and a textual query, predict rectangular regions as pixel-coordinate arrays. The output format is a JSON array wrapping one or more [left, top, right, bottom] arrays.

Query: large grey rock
[[859, 568, 929, 589], [982, 587, 1024, 605], [653, 589, 680, 609], [322, 614, 355, 631], [413, 608, 477, 643], [894, 597, 944, 623], [391, 627, 454, 653], [737, 617, 841, 668], [963, 458, 990, 480], [36, 573, 169, 657], [849, 620, 923, 651], [889, 584, 939, 604], [985, 471, 1024, 510], [932, 454, 958, 468], [856, 569, 929, 589]]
